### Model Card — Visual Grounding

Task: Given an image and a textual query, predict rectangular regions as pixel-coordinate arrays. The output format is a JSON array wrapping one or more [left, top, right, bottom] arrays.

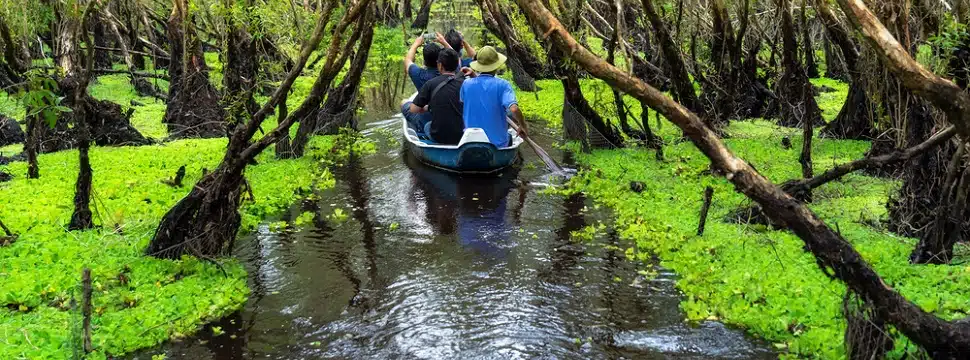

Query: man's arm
[[410, 80, 433, 113], [435, 32, 454, 50], [500, 82, 527, 136], [509, 104, 527, 136], [404, 36, 424, 74], [409, 103, 428, 114], [462, 40, 476, 59]]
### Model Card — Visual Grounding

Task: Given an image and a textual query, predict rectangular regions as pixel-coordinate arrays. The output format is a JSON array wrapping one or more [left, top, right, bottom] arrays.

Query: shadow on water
[[130, 114, 776, 359]]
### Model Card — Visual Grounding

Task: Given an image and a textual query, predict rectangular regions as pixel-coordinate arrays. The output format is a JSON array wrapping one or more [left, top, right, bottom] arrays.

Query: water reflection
[[405, 154, 520, 258]]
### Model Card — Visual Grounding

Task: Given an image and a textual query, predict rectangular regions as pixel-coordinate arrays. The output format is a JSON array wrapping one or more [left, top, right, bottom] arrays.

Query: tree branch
[[784, 125, 957, 194]]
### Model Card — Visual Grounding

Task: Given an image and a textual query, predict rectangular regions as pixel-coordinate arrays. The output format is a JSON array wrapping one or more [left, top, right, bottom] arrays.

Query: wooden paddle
[[507, 118, 565, 174]]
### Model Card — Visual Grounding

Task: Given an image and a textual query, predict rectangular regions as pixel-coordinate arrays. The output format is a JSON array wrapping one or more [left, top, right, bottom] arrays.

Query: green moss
[[0, 74, 338, 358]]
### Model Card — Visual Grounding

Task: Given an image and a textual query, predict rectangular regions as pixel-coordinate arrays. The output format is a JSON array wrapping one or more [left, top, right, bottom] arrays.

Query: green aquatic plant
[[520, 76, 970, 358], [329, 208, 348, 222], [563, 118, 970, 358], [0, 73, 340, 358]]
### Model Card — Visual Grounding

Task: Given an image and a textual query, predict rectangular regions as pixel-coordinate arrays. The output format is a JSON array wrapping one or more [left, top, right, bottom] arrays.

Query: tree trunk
[[561, 73, 624, 148], [404, 0, 413, 19], [411, 0, 433, 29], [224, 8, 259, 123], [641, 0, 702, 115], [93, 22, 112, 69], [888, 99, 962, 263], [776, 0, 824, 128], [162, 0, 227, 139], [606, 11, 650, 144], [68, 127, 94, 230], [57, 4, 97, 231], [101, 8, 165, 100], [816, 0, 874, 140], [823, 36, 849, 81], [801, 0, 820, 78], [477, 0, 547, 79], [25, 115, 39, 179], [292, 20, 375, 156], [275, 92, 293, 159]]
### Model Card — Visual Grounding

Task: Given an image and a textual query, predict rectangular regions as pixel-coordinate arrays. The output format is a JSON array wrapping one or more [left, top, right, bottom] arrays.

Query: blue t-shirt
[[459, 74, 517, 147], [408, 63, 440, 91]]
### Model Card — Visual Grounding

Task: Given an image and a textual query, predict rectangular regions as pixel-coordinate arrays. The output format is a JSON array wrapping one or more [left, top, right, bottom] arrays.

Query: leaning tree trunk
[[641, 0, 702, 115], [542, 0, 624, 149], [163, 0, 227, 139], [560, 71, 624, 148], [313, 25, 375, 136], [699, 0, 739, 130], [605, 6, 650, 144]]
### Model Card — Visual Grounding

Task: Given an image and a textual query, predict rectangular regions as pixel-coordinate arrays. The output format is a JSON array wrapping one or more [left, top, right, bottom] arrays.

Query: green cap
[[470, 46, 508, 73]]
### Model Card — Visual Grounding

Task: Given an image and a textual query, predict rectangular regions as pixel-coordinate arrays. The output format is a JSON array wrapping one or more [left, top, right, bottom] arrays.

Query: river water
[[134, 113, 775, 359]]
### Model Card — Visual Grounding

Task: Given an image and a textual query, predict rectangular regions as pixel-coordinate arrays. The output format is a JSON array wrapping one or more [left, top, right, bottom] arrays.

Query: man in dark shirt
[[410, 49, 465, 145]]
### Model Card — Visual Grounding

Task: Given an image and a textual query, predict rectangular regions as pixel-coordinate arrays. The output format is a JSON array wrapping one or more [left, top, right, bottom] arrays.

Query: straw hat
[[470, 46, 507, 73]]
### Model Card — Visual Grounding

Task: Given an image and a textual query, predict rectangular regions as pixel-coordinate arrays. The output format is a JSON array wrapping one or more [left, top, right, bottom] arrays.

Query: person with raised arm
[[402, 35, 442, 135]]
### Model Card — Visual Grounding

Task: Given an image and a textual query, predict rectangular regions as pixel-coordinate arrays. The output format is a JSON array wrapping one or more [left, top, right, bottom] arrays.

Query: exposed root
[[34, 97, 151, 153], [843, 291, 894, 360]]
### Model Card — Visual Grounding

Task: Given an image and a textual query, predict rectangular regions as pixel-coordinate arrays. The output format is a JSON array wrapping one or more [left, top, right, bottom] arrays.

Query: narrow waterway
[[135, 113, 775, 359]]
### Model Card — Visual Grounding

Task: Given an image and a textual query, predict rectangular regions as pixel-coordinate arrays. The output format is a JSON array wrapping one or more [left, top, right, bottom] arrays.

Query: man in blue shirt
[[402, 36, 442, 135], [404, 36, 441, 90], [459, 46, 528, 147]]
